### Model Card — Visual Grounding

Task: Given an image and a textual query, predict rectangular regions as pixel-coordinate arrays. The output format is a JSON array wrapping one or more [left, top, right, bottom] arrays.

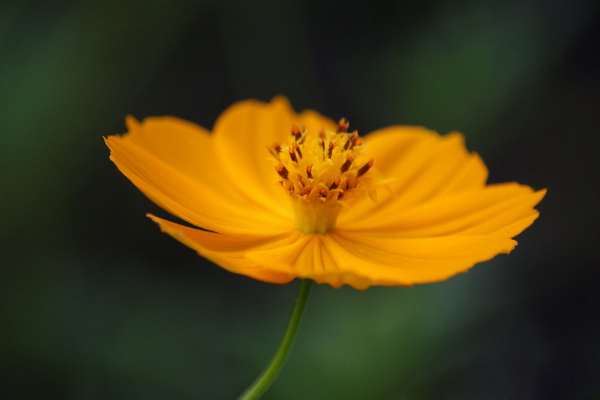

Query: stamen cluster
[[268, 119, 375, 234]]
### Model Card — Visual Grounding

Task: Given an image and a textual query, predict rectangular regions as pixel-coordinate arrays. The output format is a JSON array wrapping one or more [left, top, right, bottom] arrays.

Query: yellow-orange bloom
[[105, 97, 545, 290]]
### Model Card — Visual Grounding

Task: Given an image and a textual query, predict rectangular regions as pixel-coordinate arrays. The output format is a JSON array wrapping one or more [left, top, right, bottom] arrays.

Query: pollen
[[269, 120, 377, 234]]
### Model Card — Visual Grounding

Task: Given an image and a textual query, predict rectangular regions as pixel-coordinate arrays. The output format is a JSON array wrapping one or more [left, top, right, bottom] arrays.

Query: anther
[[289, 147, 298, 163], [328, 141, 338, 159], [276, 164, 289, 179], [268, 142, 282, 160], [357, 159, 373, 177], [337, 118, 349, 133], [292, 142, 302, 159], [318, 128, 326, 139], [344, 137, 352, 150], [345, 132, 358, 150], [298, 124, 306, 144], [352, 132, 363, 148], [291, 125, 302, 141], [341, 156, 353, 173], [329, 177, 341, 190], [306, 164, 313, 179]]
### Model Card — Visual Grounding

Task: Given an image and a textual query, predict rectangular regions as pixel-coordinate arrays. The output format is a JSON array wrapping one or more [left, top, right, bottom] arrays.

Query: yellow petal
[[457, 189, 545, 237], [212, 96, 337, 217], [341, 183, 545, 239], [245, 233, 347, 289], [122, 115, 218, 185], [326, 231, 518, 288], [339, 127, 488, 224], [106, 126, 293, 235], [119, 115, 276, 211], [246, 230, 516, 289], [148, 215, 297, 284]]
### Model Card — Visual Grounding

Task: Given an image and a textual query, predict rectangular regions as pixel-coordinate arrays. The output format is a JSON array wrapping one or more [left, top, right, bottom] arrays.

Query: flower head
[[105, 97, 545, 289]]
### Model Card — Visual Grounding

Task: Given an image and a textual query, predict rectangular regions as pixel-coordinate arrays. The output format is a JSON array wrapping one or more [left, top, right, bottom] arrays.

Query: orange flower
[[105, 97, 545, 289]]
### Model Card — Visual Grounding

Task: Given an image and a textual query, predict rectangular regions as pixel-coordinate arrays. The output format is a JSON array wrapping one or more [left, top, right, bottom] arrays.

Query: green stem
[[237, 279, 314, 400]]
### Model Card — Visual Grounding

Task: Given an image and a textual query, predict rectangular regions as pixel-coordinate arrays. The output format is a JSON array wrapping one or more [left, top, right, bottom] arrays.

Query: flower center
[[268, 119, 375, 234]]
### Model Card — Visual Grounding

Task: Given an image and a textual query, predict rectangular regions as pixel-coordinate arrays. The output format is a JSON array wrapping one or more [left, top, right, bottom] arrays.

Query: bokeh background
[[2, 0, 599, 398]]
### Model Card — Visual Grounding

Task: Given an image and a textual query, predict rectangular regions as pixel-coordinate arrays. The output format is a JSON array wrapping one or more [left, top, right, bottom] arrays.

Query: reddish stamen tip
[[292, 142, 303, 159], [276, 164, 289, 179], [289, 147, 298, 163], [346, 132, 358, 149], [291, 125, 303, 141], [306, 164, 313, 179], [268, 142, 282, 160], [341, 156, 353, 173], [352, 133, 363, 148], [343, 137, 352, 150], [328, 141, 338, 159], [337, 118, 349, 133], [357, 159, 373, 177], [329, 177, 341, 190]]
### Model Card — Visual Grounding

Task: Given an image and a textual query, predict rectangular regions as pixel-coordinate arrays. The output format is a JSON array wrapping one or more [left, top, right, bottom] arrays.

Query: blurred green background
[[1, 0, 599, 398]]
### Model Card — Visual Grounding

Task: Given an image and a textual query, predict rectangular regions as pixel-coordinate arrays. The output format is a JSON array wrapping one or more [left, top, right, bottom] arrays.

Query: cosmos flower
[[105, 97, 545, 290]]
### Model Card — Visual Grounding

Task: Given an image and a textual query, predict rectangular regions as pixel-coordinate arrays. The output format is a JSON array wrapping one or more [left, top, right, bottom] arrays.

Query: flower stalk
[[237, 279, 314, 400]]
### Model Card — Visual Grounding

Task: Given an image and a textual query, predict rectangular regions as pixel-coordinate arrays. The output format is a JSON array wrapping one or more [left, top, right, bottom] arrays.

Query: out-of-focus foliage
[[1, 0, 599, 398]]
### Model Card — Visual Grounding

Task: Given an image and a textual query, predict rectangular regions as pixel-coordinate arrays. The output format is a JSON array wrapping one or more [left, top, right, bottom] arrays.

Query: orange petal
[[457, 189, 545, 237], [106, 124, 293, 235], [148, 215, 297, 284], [246, 234, 346, 288], [325, 231, 518, 288], [339, 127, 488, 224], [122, 115, 218, 185], [212, 96, 337, 217], [119, 115, 288, 215], [247, 229, 517, 289], [340, 183, 545, 239]]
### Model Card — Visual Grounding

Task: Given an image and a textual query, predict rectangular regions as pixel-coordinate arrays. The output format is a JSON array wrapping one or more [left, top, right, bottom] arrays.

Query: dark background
[[1, 0, 599, 398]]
